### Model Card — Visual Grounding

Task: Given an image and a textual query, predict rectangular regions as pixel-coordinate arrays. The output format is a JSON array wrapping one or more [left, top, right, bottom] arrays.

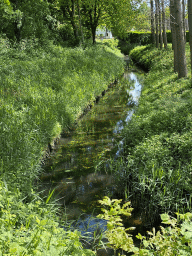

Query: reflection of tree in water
[[41, 71, 143, 218]]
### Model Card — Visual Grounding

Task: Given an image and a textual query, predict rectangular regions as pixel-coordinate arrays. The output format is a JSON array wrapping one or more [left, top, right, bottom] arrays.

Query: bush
[[0, 180, 95, 255], [98, 197, 192, 255]]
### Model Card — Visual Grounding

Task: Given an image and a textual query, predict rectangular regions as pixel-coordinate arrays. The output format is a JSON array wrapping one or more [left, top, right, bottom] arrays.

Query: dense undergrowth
[[0, 38, 124, 194], [96, 44, 192, 255], [0, 38, 124, 255], [2, 37, 192, 254], [111, 44, 192, 228]]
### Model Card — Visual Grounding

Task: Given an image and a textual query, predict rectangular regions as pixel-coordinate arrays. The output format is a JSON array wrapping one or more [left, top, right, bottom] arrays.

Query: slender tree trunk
[[175, 0, 187, 78], [155, 0, 159, 48], [151, 0, 156, 45], [170, 0, 178, 72], [89, 9, 97, 44], [65, 2, 79, 43], [162, 0, 167, 48], [188, 0, 192, 76], [182, 0, 186, 43], [158, 0, 163, 49], [77, 1, 84, 44]]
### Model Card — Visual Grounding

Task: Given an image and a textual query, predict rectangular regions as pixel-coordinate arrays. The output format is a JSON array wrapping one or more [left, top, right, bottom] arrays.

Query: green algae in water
[[40, 71, 143, 217]]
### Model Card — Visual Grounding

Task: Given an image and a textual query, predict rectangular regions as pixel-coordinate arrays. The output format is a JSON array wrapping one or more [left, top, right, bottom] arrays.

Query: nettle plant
[[98, 196, 192, 256]]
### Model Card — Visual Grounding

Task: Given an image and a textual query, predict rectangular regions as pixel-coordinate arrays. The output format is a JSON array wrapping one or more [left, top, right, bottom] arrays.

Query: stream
[[40, 67, 144, 253]]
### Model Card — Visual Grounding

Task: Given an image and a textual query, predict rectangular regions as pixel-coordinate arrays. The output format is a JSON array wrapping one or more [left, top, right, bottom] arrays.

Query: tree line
[[0, 0, 140, 45], [150, 0, 192, 78]]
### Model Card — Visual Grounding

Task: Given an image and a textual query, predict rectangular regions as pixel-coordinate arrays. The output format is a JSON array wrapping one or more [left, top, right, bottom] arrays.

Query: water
[[40, 70, 143, 249]]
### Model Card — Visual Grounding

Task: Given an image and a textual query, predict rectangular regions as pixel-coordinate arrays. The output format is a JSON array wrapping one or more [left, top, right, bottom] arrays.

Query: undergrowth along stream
[[110, 44, 192, 227], [1, 37, 192, 255], [0, 38, 124, 196], [0, 38, 124, 255]]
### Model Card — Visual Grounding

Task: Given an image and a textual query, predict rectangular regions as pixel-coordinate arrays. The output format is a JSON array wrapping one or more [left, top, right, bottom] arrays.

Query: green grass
[[0, 38, 124, 255], [109, 44, 192, 224], [0, 38, 124, 195]]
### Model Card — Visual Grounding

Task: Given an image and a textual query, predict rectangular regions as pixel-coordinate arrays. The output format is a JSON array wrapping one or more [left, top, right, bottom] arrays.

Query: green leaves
[[0, 180, 95, 255], [98, 196, 135, 253]]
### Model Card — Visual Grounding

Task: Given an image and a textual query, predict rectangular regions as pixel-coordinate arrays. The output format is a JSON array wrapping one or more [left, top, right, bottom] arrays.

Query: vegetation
[[97, 43, 192, 253], [0, 179, 95, 255], [0, 0, 141, 45], [98, 196, 192, 255], [0, 37, 124, 254], [118, 30, 191, 55], [1, 0, 192, 254]]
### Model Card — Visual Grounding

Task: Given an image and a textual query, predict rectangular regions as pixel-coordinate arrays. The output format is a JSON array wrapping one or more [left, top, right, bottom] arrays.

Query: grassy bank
[[111, 44, 192, 223], [0, 38, 124, 255], [95, 44, 192, 255], [0, 38, 124, 195]]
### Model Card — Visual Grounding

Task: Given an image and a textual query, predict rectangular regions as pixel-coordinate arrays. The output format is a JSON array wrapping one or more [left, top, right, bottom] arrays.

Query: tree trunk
[[188, 0, 192, 76], [182, 0, 186, 43], [162, 0, 167, 48], [151, 0, 156, 45], [65, 2, 79, 43], [77, 0, 84, 44], [175, 0, 187, 78], [157, 0, 163, 49], [155, 0, 159, 48], [170, 0, 178, 72]]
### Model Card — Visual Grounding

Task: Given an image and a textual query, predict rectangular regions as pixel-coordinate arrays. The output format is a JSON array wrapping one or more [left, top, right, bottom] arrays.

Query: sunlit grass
[[110, 43, 192, 224], [0, 39, 124, 195]]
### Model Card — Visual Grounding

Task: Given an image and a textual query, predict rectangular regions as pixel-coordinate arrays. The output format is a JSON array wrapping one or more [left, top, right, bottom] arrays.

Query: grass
[[0, 37, 124, 255], [109, 43, 192, 225], [0, 38, 124, 196]]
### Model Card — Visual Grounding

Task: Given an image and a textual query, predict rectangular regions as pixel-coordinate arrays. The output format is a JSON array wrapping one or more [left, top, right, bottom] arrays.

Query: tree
[[188, 0, 192, 76], [81, 0, 102, 44], [155, 0, 159, 48], [162, 0, 167, 48], [131, 1, 151, 32], [170, 0, 178, 72], [7, 0, 51, 42], [158, 0, 163, 49], [82, 0, 138, 43], [174, 0, 187, 78], [182, 0, 186, 42], [58, 0, 83, 44], [151, 0, 156, 45], [0, 0, 13, 35], [56, 0, 138, 44]]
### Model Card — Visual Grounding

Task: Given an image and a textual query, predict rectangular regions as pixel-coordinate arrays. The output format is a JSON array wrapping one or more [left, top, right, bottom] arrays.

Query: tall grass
[[0, 37, 124, 255], [0, 38, 124, 195], [109, 44, 192, 224]]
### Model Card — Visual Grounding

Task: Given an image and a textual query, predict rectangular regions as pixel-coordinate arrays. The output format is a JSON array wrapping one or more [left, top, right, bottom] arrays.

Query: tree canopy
[[0, 0, 141, 44]]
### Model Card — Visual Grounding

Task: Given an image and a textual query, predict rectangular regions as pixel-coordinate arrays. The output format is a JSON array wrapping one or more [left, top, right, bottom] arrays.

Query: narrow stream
[[40, 68, 144, 251]]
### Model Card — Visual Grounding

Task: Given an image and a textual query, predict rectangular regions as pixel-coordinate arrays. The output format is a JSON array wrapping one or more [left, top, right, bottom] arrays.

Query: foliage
[[0, 179, 95, 255], [131, 1, 150, 32], [106, 44, 192, 225], [118, 31, 190, 55], [166, 30, 189, 43], [0, 0, 144, 45], [97, 196, 136, 254], [126, 32, 151, 45], [0, 38, 124, 196], [137, 212, 192, 255], [98, 197, 192, 255], [57, 0, 141, 44]]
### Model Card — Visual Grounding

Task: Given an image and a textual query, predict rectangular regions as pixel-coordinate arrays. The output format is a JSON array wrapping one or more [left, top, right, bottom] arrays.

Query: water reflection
[[41, 71, 143, 218]]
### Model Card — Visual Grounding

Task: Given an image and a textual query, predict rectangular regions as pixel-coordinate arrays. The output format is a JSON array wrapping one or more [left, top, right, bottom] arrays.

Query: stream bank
[[39, 62, 145, 254]]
